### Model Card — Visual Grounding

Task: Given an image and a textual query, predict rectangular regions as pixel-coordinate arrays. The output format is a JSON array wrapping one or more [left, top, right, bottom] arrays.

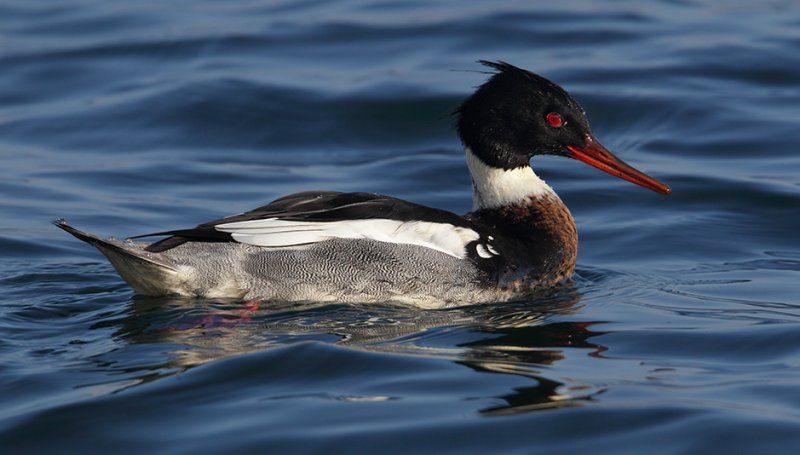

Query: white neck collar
[[465, 147, 555, 210]]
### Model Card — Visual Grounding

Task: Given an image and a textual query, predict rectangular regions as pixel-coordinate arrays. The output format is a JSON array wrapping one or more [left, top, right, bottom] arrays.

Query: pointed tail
[[54, 219, 183, 296]]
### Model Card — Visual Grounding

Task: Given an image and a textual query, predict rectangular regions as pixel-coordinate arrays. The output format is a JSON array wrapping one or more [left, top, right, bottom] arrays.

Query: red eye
[[546, 112, 564, 128]]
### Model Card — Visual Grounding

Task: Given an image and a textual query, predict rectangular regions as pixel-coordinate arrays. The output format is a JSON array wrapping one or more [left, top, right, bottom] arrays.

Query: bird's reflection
[[94, 284, 609, 416], [457, 319, 608, 415]]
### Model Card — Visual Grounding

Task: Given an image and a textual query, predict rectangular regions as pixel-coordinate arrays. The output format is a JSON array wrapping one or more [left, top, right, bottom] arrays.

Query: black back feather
[[139, 191, 480, 252]]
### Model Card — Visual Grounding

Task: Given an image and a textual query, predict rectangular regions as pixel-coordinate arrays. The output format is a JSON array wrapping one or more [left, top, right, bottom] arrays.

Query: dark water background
[[2, 0, 800, 452]]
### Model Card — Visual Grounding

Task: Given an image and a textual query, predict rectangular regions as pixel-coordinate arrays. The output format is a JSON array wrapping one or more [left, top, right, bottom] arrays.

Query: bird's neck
[[464, 147, 578, 286], [464, 147, 555, 211]]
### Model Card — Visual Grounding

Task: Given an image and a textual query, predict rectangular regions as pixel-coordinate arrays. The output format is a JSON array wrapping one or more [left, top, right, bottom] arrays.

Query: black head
[[456, 61, 671, 195], [456, 61, 591, 168]]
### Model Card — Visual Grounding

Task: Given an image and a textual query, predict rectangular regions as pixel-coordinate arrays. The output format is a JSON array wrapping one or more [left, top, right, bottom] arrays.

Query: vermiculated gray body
[[90, 232, 498, 308]]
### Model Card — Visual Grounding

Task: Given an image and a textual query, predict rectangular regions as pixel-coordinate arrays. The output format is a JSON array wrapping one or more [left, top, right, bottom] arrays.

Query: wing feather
[[140, 191, 486, 258], [216, 218, 480, 258]]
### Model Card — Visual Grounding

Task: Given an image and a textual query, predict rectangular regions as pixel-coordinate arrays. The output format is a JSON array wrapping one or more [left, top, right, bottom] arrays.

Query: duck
[[56, 61, 670, 308]]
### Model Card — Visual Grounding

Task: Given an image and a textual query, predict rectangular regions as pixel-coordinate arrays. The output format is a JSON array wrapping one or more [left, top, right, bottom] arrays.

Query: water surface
[[2, 0, 800, 452]]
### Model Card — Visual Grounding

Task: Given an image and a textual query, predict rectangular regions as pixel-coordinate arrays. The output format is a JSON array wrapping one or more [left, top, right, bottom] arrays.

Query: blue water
[[2, 0, 800, 452]]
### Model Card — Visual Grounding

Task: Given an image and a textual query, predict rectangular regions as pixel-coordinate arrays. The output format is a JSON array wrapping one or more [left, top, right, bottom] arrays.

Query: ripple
[[2, 0, 800, 452]]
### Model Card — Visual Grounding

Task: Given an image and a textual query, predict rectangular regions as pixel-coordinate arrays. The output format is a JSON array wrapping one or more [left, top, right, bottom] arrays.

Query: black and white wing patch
[[472, 235, 501, 260], [138, 191, 487, 259], [215, 218, 480, 258]]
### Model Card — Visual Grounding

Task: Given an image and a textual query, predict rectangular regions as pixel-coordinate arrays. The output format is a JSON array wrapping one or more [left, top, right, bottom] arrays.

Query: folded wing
[[138, 191, 485, 259]]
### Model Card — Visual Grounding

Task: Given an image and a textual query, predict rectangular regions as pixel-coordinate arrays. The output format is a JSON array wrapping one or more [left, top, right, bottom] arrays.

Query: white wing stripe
[[216, 218, 479, 259]]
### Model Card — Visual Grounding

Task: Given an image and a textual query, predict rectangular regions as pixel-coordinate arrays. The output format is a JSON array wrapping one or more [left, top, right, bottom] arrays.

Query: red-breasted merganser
[[56, 61, 670, 308]]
